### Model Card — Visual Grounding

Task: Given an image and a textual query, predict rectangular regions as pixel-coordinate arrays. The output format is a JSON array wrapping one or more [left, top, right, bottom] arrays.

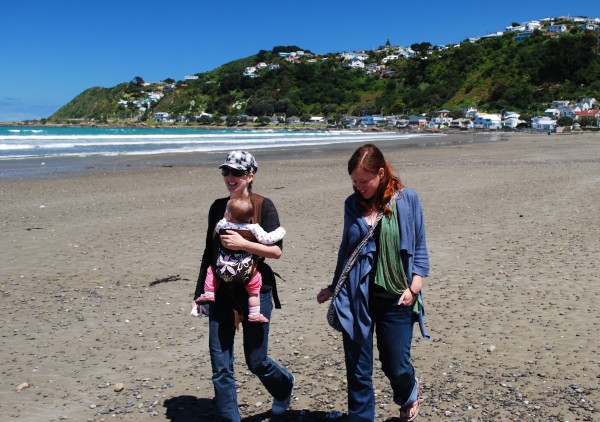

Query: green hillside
[[49, 30, 600, 123]]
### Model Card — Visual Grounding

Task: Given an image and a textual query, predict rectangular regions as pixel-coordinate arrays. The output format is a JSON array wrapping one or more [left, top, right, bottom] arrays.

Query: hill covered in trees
[[50, 29, 600, 124]]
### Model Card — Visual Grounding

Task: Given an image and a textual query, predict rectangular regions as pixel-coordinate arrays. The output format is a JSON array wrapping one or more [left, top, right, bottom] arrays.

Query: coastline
[[1, 131, 599, 421], [0, 130, 523, 180]]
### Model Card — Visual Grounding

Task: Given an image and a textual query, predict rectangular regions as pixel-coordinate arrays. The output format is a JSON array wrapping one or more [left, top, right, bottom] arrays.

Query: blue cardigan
[[331, 188, 430, 344]]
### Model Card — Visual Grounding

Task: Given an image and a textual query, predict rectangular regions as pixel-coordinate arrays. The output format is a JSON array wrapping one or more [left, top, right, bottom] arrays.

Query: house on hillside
[[515, 31, 533, 41], [462, 107, 479, 119], [348, 59, 365, 69], [548, 24, 567, 33], [544, 108, 561, 118]]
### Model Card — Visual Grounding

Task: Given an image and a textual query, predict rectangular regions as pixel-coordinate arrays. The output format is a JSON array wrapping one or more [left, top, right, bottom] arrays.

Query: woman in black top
[[192, 150, 294, 421]]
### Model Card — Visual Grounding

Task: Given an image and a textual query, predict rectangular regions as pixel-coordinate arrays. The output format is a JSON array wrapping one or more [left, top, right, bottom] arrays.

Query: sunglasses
[[221, 168, 248, 177]]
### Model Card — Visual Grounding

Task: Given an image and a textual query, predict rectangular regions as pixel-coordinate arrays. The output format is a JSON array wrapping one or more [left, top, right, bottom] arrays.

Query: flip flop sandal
[[399, 378, 420, 421]]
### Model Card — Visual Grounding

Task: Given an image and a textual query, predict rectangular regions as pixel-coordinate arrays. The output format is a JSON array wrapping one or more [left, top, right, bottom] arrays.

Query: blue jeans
[[342, 296, 417, 421], [208, 288, 293, 422]]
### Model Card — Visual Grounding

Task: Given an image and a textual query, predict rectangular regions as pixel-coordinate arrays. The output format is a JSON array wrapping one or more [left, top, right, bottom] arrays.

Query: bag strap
[[250, 193, 264, 225], [331, 192, 399, 300], [331, 212, 384, 299]]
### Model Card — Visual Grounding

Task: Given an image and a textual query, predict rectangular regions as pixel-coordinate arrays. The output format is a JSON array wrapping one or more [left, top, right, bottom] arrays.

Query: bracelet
[[408, 286, 418, 297]]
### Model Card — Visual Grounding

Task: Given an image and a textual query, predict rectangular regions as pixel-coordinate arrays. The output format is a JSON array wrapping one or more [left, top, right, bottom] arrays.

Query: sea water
[[0, 125, 442, 161]]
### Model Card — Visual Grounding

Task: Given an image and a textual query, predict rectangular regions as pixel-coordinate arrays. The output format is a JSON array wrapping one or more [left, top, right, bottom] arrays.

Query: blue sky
[[1, 0, 597, 122]]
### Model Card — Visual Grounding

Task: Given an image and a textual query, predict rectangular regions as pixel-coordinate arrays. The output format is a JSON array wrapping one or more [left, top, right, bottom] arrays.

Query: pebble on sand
[[16, 382, 30, 392], [114, 383, 125, 392]]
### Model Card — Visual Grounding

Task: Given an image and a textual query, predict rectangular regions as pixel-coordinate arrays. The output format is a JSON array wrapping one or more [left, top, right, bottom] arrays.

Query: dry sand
[[1, 131, 599, 421]]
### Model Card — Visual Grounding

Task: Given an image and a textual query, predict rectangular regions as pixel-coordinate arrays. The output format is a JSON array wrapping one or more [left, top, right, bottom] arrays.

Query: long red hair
[[348, 144, 403, 215]]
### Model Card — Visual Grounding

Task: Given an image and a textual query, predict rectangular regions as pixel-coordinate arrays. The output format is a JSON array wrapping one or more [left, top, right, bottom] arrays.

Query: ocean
[[0, 125, 445, 178]]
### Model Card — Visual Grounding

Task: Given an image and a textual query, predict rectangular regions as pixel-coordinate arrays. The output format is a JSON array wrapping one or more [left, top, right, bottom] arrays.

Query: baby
[[194, 196, 286, 322]]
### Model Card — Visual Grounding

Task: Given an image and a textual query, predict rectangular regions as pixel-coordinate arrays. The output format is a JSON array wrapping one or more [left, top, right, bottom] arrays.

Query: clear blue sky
[[1, 0, 597, 122]]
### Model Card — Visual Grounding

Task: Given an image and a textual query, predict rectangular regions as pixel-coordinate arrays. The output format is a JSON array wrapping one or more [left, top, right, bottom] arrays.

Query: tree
[[410, 42, 432, 55], [557, 116, 574, 127], [131, 76, 145, 86]]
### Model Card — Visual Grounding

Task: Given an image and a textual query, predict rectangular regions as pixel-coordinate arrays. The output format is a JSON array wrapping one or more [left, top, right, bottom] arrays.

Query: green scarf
[[373, 198, 423, 314]]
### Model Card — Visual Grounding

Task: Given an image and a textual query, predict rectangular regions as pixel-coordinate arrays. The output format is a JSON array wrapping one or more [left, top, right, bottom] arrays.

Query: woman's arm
[[219, 232, 282, 259], [193, 199, 226, 299], [218, 197, 283, 259]]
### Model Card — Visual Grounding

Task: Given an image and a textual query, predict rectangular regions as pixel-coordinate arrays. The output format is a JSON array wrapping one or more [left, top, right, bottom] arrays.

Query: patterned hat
[[219, 150, 258, 174]]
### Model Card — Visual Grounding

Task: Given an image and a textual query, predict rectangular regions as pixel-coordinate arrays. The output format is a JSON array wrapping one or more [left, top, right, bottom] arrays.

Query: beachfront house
[[531, 116, 557, 131], [285, 116, 301, 124], [449, 118, 472, 129], [409, 115, 428, 127], [473, 113, 502, 129], [308, 116, 325, 124], [154, 112, 171, 122], [574, 109, 600, 121], [430, 110, 452, 127], [360, 115, 387, 126]]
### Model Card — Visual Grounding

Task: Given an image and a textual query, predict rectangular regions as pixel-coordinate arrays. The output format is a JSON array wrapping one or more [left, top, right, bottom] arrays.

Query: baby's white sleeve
[[249, 225, 286, 244]]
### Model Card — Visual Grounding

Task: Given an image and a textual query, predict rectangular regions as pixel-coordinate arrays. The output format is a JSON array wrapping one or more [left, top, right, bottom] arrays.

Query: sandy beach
[[1, 131, 599, 421]]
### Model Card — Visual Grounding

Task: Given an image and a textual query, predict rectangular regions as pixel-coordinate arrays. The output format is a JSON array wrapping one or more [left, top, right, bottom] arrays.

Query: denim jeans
[[208, 288, 293, 422], [342, 295, 417, 421]]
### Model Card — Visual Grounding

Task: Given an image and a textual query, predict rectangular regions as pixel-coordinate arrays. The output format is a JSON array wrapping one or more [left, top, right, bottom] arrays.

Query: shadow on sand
[[164, 395, 405, 421]]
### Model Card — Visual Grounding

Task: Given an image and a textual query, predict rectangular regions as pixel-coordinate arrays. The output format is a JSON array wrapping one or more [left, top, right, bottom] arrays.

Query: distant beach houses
[[117, 14, 599, 131]]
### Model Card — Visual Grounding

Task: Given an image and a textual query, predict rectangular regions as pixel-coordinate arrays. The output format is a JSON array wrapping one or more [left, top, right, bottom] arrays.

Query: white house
[[360, 115, 387, 126], [449, 118, 472, 129], [382, 55, 399, 63], [397, 47, 416, 58], [503, 116, 525, 129], [531, 116, 557, 131], [515, 31, 532, 41], [348, 59, 365, 69], [548, 24, 567, 33], [285, 116, 301, 124], [506, 25, 525, 32], [525, 21, 542, 31], [462, 107, 479, 119], [544, 108, 561, 118], [243, 67, 257, 77], [154, 112, 171, 122], [473, 113, 502, 129]]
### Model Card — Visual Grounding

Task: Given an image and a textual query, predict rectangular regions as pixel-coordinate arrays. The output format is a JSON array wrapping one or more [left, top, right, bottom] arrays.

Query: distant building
[[531, 116, 557, 131], [473, 113, 502, 129], [154, 112, 171, 122]]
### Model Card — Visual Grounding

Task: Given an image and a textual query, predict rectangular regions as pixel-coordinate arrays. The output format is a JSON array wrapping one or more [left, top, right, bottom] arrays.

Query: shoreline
[[0, 131, 565, 181]]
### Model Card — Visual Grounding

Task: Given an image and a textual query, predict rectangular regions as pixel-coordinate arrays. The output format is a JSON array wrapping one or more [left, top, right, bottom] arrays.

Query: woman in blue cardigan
[[317, 144, 429, 422]]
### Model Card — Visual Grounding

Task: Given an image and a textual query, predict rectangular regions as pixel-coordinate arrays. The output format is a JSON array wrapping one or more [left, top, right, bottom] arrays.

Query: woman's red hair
[[348, 144, 403, 215]]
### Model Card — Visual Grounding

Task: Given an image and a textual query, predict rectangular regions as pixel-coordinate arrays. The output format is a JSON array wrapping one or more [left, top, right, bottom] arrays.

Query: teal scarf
[[374, 197, 423, 314]]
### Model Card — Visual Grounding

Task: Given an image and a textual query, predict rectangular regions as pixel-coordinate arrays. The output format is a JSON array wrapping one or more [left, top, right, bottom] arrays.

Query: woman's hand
[[398, 289, 416, 306], [219, 230, 248, 250], [317, 287, 333, 304]]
